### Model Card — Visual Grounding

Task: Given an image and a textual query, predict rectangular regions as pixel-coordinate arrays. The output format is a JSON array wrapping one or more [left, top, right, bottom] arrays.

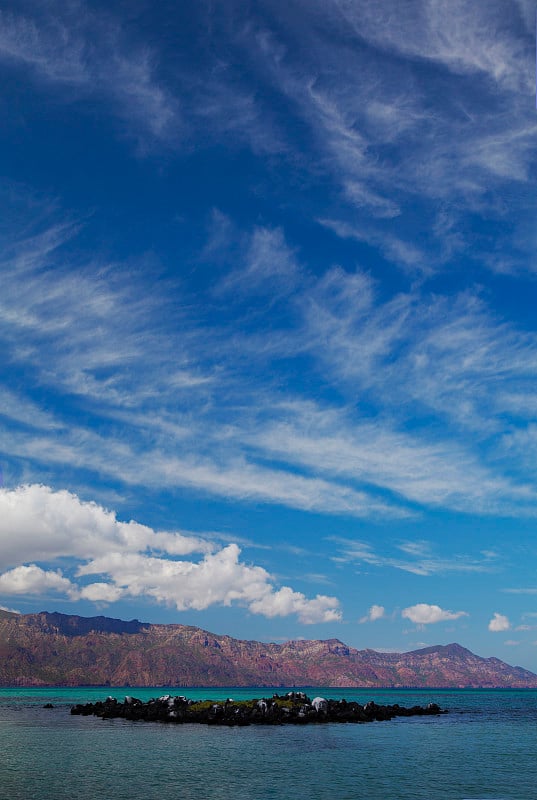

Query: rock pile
[[70, 691, 447, 726]]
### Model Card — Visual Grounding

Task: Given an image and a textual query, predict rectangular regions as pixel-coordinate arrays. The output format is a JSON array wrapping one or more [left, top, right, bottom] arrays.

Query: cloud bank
[[0, 485, 341, 624]]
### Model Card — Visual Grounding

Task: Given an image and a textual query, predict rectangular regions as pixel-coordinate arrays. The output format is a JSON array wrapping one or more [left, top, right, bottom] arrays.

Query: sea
[[1, 686, 536, 800]]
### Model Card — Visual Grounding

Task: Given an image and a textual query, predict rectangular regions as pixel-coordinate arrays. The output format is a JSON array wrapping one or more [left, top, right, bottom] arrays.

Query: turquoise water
[[1, 687, 536, 799]]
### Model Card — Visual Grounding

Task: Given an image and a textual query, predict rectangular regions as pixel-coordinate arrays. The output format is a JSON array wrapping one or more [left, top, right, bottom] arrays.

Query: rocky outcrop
[[1, 610, 536, 688], [70, 692, 447, 725], [33, 612, 149, 637]]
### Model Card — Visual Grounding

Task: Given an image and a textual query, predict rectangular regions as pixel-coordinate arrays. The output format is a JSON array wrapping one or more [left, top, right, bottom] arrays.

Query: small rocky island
[[71, 692, 447, 726]]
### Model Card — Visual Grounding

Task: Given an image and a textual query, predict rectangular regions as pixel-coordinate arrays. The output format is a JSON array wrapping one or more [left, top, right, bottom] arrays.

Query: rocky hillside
[[1, 610, 536, 688]]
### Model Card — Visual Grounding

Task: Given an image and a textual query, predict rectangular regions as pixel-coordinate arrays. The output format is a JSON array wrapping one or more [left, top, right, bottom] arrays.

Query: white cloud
[[359, 604, 385, 623], [402, 603, 469, 625], [191, 66, 287, 156], [0, 388, 62, 431], [319, 218, 430, 274], [333, 537, 496, 576], [332, 0, 533, 92], [248, 586, 341, 624], [0, 564, 77, 598], [216, 226, 301, 298], [251, 414, 518, 515], [239, 0, 537, 278], [0, 485, 340, 624], [77, 545, 340, 624], [0, 222, 405, 520], [1, 425, 406, 519], [4, 211, 537, 521], [299, 268, 537, 437], [343, 181, 400, 218], [0, 484, 208, 570], [79, 582, 125, 603], [488, 612, 511, 632], [0, 3, 178, 144]]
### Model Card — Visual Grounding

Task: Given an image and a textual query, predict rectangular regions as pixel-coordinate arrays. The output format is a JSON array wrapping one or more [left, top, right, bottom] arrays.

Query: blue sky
[[2, 0, 537, 669]]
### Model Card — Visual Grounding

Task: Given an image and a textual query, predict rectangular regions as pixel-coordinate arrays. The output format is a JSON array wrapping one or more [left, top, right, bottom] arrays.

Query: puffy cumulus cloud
[[0, 564, 77, 597], [248, 586, 341, 624], [0, 484, 210, 570], [78, 545, 341, 624], [402, 603, 468, 625], [79, 582, 124, 603], [488, 612, 511, 632], [0, 485, 341, 624], [359, 604, 385, 623]]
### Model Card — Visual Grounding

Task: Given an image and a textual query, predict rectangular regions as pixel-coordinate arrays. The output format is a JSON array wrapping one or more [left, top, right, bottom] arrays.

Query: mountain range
[[1, 610, 536, 688]]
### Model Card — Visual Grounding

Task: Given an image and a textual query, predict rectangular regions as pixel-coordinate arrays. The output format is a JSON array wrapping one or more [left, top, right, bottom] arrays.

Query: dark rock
[[70, 694, 447, 726]]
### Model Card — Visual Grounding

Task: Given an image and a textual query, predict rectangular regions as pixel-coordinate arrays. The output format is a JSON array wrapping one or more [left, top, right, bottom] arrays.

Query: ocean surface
[[1, 686, 536, 800]]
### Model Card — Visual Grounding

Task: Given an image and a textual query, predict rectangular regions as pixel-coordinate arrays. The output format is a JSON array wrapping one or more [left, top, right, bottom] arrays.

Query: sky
[[1, 0, 537, 671]]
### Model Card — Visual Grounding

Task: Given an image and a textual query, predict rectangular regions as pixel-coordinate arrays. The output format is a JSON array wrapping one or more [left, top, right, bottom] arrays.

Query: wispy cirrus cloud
[[223, 0, 537, 275], [333, 537, 498, 576], [0, 214, 400, 518], [214, 223, 301, 300], [330, 0, 533, 92], [0, 1, 179, 145], [5, 1, 536, 275], [3, 211, 537, 519], [240, 402, 531, 514], [0, 217, 210, 411], [3, 0, 536, 288], [319, 218, 431, 275], [298, 266, 537, 441], [0, 388, 63, 431]]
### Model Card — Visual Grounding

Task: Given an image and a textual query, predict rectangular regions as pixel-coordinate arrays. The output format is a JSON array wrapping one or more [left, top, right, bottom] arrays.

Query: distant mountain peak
[[35, 611, 150, 636], [410, 643, 474, 658]]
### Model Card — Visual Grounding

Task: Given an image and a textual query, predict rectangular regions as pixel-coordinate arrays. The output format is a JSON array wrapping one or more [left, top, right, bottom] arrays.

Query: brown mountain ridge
[[1, 610, 536, 688]]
